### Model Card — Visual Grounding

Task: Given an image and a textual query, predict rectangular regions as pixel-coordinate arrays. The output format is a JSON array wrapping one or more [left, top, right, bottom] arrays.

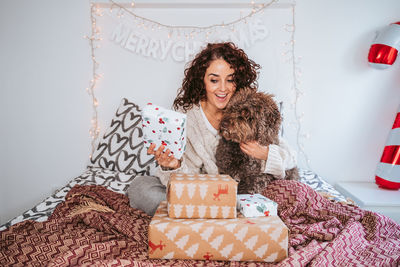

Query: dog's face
[[219, 88, 281, 145]]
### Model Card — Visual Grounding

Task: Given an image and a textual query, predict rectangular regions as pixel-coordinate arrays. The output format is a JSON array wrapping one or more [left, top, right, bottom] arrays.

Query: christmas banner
[[110, 18, 268, 62]]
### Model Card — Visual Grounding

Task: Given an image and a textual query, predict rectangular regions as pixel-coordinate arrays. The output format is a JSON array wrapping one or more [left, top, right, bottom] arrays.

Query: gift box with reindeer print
[[167, 173, 238, 219], [148, 201, 288, 262], [141, 103, 187, 159]]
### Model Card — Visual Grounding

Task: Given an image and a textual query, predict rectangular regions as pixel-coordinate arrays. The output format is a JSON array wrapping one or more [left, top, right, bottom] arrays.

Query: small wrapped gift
[[148, 201, 289, 262], [141, 103, 186, 159], [167, 173, 237, 219], [237, 194, 278, 217]]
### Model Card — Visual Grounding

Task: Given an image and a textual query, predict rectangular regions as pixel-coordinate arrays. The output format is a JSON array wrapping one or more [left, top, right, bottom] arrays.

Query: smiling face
[[203, 58, 236, 112]]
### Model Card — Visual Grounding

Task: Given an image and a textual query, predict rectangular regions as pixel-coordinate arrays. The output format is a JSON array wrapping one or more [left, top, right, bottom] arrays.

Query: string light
[[107, 0, 279, 40], [86, 3, 102, 158], [284, 1, 312, 169]]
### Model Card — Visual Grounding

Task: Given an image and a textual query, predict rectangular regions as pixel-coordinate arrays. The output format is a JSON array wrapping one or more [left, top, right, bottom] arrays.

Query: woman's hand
[[239, 141, 269, 161], [147, 143, 181, 170]]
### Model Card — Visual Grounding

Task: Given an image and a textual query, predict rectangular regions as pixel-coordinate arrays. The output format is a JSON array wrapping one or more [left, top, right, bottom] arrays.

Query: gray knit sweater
[[156, 104, 297, 186]]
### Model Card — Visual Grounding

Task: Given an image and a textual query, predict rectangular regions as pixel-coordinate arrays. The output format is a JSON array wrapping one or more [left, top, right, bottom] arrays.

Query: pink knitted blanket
[[1, 181, 399, 266]]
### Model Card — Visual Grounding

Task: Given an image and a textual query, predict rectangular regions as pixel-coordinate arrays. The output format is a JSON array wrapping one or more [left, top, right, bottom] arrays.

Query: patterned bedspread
[[1, 181, 399, 266], [0, 168, 349, 231]]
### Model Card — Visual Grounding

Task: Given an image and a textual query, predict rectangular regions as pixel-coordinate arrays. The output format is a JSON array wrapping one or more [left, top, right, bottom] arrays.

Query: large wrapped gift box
[[237, 194, 278, 217], [141, 103, 187, 159], [148, 201, 289, 262], [167, 173, 237, 219]]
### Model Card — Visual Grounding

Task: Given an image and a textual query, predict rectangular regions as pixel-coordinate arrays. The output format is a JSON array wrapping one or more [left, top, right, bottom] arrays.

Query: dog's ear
[[266, 98, 281, 131], [257, 93, 282, 144]]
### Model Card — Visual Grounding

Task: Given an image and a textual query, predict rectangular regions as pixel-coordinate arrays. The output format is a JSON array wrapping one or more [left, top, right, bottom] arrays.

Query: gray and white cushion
[[299, 169, 349, 203], [89, 98, 157, 175]]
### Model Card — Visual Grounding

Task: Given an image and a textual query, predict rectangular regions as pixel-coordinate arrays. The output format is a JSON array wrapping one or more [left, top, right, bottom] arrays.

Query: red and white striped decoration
[[375, 106, 400, 190], [368, 22, 400, 69]]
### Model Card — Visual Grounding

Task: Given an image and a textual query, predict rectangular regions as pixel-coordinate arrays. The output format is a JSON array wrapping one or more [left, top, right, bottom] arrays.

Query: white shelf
[[335, 182, 400, 224]]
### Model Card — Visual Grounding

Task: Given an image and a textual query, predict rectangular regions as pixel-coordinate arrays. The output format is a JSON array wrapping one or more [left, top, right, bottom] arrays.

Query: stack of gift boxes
[[148, 173, 289, 263], [142, 103, 288, 262]]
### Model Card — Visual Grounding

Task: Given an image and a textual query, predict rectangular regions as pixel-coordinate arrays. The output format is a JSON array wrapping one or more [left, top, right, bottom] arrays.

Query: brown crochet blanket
[[1, 181, 399, 266]]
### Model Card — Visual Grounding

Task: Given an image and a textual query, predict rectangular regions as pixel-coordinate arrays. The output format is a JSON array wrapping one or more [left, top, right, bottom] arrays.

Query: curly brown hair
[[173, 42, 260, 112]]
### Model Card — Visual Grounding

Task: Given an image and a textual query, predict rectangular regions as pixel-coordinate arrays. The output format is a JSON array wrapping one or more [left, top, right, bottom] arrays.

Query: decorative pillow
[[89, 98, 157, 175]]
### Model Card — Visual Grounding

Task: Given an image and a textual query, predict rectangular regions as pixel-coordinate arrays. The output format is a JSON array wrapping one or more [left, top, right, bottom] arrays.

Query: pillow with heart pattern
[[88, 98, 157, 175]]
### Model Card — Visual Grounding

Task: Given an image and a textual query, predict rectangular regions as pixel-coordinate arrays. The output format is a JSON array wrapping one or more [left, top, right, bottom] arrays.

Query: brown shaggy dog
[[216, 88, 299, 194]]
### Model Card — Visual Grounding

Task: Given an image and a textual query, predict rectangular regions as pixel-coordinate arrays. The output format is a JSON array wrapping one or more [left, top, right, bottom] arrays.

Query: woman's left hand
[[240, 141, 269, 161]]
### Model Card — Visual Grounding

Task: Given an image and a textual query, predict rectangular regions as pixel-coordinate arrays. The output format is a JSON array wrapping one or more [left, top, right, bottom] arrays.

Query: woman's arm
[[155, 136, 204, 186], [264, 138, 297, 179], [239, 138, 297, 179]]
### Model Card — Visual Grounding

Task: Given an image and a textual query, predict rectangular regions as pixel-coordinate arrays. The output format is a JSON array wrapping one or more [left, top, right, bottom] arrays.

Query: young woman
[[127, 42, 297, 215]]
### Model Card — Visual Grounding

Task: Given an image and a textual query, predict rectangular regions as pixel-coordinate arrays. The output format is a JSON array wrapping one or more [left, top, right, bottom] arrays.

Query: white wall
[[296, 0, 400, 182], [1, 0, 399, 225], [0, 0, 92, 224]]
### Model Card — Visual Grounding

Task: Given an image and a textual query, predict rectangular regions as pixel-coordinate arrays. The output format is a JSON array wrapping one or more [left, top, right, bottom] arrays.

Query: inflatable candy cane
[[375, 107, 400, 190], [368, 21, 400, 189], [368, 21, 400, 69]]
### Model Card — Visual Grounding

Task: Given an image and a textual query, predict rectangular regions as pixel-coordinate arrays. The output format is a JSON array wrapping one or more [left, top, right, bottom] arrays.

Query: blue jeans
[[127, 175, 166, 216]]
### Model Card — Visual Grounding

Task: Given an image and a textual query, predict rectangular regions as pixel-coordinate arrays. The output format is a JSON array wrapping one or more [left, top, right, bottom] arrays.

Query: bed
[[1, 98, 399, 266]]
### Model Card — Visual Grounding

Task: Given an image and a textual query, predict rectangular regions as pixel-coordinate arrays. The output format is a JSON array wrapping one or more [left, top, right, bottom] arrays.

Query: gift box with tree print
[[148, 201, 288, 262], [167, 173, 238, 219]]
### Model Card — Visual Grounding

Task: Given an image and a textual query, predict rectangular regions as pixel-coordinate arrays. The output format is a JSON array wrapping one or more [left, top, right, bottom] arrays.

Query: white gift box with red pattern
[[237, 194, 278, 217], [141, 103, 187, 159]]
